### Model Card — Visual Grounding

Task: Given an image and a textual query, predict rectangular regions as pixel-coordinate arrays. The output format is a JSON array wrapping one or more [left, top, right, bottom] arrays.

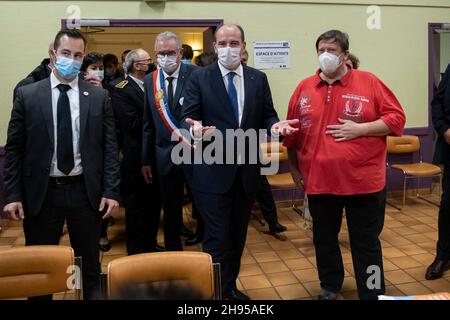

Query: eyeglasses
[[156, 51, 178, 58], [135, 58, 153, 64]]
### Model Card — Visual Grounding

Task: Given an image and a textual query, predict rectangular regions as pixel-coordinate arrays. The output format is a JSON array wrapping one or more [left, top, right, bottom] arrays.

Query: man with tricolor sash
[[142, 31, 198, 251]]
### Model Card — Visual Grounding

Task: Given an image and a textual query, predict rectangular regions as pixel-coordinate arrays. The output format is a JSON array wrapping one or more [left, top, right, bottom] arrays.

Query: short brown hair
[[54, 29, 86, 51], [315, 30, 349, 52]]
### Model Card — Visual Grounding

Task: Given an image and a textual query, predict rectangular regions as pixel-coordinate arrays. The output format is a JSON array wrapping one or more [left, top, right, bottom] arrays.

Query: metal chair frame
[[387, 137, 442, 211]]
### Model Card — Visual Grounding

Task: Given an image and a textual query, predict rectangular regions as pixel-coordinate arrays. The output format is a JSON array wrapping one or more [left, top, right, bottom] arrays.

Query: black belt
[[49, 175, 83, 185]]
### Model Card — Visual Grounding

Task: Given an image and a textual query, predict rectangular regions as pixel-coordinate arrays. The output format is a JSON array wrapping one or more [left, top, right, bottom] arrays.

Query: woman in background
[[80, 52, 114, 252]]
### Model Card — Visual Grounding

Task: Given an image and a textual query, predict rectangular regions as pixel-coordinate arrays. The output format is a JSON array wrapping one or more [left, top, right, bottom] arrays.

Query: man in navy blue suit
[[181, 24, 298, 300], [142, 31, 198, 251], [429, 63, 450, 280]]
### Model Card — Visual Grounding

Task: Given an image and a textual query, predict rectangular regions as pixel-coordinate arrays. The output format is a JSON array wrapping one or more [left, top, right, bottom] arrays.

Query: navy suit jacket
[[180, 62, 279, 194], [432, 63, 450, 165], [142, 63, 198, 176]]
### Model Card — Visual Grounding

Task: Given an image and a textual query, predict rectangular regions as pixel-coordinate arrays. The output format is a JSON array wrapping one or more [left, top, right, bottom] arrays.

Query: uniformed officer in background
[[112, 48, 162, 255]]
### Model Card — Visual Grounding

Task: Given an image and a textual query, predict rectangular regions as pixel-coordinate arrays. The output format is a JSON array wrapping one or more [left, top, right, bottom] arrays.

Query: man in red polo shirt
[[284, 30, 406, 300]]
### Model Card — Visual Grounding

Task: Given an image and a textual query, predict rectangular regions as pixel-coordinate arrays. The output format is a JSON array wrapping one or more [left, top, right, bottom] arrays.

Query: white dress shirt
[[190, 62, 246, 141], [49, 72, 83, 177], [128, 74, 144, 92], [162, 64, 181, 99], [218, 61, 245, 126]]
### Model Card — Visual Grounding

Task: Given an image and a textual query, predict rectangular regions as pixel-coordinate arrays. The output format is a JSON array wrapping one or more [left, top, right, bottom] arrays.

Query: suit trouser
[[185, 183, 204, 235], [23, 179, 101, 300], [100, 219, 109, 238], [437, 165, 450, 260], [307, 188, 386, 300], [122, 167, 161, 255], [256, 175, 278, 224], [159, 167, 184, 251], [193, 170, 256, 293]]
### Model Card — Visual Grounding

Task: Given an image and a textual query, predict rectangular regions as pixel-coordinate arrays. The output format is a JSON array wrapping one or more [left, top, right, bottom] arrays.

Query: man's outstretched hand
[[185, 118, 216, 139], [272, 119, 300, 136]]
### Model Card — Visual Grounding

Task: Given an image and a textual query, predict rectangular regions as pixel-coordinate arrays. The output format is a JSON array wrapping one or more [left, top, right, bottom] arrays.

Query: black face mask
[[146, 63, 157, 74]]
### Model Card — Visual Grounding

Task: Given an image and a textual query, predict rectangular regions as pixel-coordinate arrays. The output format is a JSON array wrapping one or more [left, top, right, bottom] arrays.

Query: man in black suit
[[181, 24, 298, 300], [13, 42, 54, 101], [429, 63, 450, 280], [113, 48, 162, 255], [142, 31, 198, 251], [3, 29, 120, 300], [257, 176, 288, 235]]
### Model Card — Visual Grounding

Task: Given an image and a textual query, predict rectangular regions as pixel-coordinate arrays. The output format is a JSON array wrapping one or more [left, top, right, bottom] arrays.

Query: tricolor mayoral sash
[[152, 68, 192, 147]]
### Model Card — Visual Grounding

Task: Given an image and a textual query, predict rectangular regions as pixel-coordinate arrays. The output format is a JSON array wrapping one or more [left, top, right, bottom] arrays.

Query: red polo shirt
[[283, 69, 406, 195]]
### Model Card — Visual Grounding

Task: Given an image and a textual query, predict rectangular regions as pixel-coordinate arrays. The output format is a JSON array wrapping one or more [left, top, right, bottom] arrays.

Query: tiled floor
[[1, 193, 450, 300]]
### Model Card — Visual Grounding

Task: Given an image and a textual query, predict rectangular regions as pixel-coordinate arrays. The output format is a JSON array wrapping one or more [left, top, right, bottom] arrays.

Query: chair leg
[[386, 199, 401, 211], [385, 170, 401, 211], [417, 176, 421, 198], [402, 175, 407, 210], [416, 175, 441, 207], [291, 188, 302, 215]]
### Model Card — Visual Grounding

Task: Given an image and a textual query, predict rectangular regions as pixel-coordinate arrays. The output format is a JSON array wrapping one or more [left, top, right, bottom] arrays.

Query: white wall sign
[[253, 41, 290, 70]]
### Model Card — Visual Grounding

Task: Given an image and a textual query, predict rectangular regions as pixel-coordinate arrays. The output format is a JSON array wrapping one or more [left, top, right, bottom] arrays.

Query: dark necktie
[[56, 84, 74, 175], [166, 76, 175, 115], [227, 72, 239, 124]]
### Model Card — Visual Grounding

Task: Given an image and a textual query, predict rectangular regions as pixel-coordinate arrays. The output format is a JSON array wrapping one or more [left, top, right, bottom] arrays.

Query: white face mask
[[157, 54, 178, 73], [319, 52, 343, 75], [217, 47, 242, 70]]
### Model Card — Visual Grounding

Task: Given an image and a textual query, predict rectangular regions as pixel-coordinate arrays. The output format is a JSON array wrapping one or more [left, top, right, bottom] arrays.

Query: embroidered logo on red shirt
[[299, 95, 311, 109], [341, 94, 368, 123], [299, 95, 312, 128]]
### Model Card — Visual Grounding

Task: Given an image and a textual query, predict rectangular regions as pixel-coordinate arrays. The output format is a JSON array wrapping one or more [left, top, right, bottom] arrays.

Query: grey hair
[[124, 49, 142, 73], [154, 31, 182, 50]]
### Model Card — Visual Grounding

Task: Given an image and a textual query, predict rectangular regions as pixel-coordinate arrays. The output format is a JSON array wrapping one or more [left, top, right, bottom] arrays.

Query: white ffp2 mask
[[319, 52, 343, 74]]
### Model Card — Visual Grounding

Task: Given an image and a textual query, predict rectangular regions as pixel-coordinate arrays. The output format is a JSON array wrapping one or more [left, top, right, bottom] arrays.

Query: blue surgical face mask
[[88, 70, 104, 81], [54, 55, 82, 80], [181, 59, 191, 65]]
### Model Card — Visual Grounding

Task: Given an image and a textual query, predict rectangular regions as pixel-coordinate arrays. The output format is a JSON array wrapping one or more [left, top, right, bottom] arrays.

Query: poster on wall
[[253, 41, 290, 69]]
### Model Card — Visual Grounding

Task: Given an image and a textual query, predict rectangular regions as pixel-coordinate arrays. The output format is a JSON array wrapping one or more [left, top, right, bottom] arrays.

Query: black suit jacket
[[112, 76, 146, 173], [432, 63, 450, 164], [180, 62, 279, 194], [4, 77, 121, 217], [142, 63, 198, 176]]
